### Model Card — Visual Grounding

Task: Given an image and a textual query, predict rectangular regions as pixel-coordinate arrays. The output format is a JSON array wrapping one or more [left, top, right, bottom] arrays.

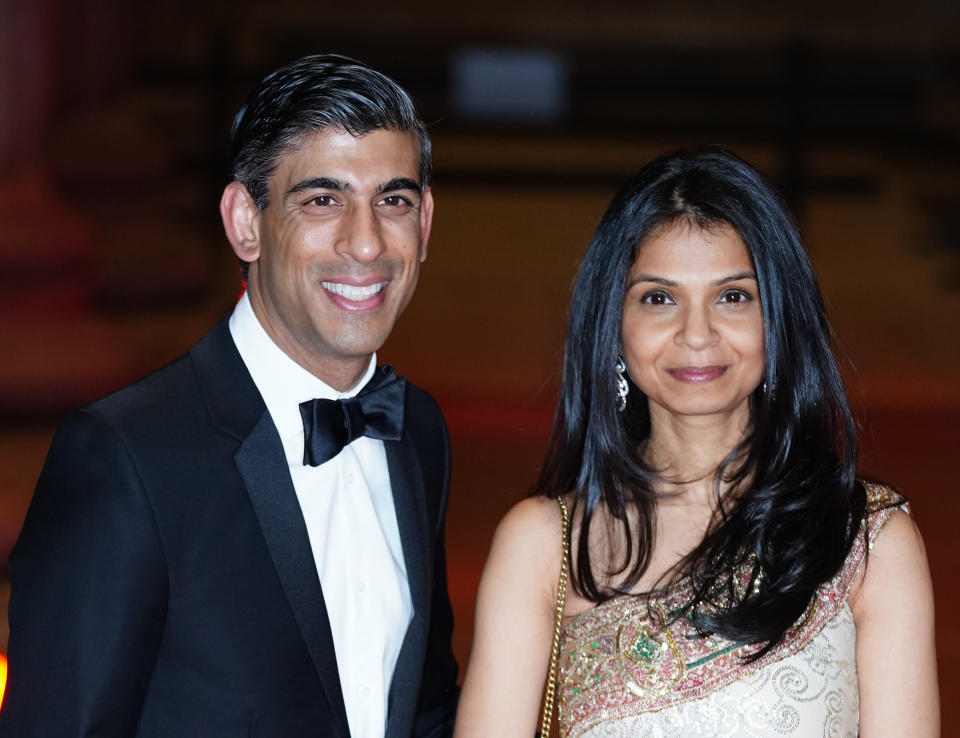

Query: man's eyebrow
[[287, 177, 351, 197], [375, 177, 422, 195]]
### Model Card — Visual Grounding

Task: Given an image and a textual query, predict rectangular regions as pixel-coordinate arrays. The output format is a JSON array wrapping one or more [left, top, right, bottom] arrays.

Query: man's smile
[[321, 280, 389, 301], [320, 279, 390, 312]]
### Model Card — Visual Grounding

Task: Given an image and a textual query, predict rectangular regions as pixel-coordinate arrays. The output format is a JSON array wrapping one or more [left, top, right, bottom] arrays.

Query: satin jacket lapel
[[383, 433, 431, 738], [192, 320, 351, 738]]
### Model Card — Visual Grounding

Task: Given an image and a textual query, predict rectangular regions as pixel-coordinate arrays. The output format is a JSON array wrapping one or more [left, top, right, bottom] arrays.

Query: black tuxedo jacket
[[0, 319, 459, 737]]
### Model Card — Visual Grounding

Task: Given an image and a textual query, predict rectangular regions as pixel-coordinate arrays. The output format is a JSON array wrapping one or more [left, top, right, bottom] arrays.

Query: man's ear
[[220, 181, 261, 263], [418, 186, 434, 263]]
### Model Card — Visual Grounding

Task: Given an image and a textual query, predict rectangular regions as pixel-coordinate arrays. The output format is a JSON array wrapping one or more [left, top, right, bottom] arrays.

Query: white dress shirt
[[229, 293, 412, 738]]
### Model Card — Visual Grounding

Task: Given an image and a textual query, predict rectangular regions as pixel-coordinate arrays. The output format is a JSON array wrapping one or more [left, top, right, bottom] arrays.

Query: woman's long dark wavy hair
[[535, 146, 867, 651]]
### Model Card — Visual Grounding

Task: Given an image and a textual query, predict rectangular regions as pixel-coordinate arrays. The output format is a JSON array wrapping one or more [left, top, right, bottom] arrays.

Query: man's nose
[[335, 205, 386, 262]]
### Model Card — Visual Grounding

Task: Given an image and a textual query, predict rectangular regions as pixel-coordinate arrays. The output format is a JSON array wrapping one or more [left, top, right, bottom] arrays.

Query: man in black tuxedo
[[0, 55, 458, 737]]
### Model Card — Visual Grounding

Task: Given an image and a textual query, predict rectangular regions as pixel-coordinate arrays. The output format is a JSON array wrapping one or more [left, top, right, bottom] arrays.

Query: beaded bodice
[[556, 484, 904, 738]]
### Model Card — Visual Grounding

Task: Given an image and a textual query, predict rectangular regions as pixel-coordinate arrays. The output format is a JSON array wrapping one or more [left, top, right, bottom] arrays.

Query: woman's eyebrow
[[626, 272, 757, 289], [626, 275, 678, 289], [713, 271, 757, 285]]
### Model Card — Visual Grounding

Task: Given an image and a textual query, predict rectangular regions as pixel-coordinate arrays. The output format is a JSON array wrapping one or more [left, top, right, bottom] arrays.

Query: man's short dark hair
[[229, 54, 432, 209]]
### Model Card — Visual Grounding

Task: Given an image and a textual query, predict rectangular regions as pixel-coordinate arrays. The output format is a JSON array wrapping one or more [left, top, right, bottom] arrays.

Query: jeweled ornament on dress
[[557, 484, 904, 738]]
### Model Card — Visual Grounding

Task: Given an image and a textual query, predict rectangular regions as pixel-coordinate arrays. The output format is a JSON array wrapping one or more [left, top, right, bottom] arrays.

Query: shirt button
[[346, 473, 354, 486], [358, 581, 366, 592], [362, 687, 371, 698]]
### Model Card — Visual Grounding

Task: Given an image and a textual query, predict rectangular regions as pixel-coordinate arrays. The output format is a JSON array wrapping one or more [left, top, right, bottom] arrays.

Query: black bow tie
[[299, 365, 407, 467]]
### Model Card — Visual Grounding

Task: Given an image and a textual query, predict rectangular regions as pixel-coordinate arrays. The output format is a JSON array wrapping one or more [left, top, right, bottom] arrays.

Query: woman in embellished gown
[[454, 148, 938, 737]]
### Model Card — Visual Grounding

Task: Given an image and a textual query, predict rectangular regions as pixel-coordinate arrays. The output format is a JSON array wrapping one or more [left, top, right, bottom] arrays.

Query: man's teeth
[[322, 281, 387, 301]]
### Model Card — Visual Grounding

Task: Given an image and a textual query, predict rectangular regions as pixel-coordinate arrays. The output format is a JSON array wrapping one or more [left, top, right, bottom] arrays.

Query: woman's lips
[[666, 366, 728, 383]]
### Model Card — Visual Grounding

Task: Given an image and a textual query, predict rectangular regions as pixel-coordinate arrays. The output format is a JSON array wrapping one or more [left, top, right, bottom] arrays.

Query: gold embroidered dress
[[557, 484, 904, 738]]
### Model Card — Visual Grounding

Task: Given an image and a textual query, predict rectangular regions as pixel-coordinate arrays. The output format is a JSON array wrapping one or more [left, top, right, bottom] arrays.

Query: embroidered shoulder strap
[[865, 481, 905, 514], [537, 495, 570, 738]]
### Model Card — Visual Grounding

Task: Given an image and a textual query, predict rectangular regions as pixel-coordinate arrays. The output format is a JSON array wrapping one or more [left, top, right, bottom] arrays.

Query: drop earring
[[615, 356, 629, 412]]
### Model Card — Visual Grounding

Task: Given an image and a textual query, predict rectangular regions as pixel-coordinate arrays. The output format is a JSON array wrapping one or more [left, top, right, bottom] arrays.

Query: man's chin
[[325, 332, 393, 363]]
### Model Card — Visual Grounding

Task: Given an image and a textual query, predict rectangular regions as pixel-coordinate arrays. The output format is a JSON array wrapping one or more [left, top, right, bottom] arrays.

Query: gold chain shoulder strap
[[537, 494, 570, 737]]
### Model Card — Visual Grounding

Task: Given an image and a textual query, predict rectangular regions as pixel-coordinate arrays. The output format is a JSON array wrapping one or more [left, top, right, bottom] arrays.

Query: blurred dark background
[[1, 0, 958, 724]]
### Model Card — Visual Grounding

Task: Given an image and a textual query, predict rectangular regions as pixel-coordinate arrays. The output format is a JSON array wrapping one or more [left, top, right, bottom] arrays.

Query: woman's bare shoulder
[[497, 495, 563, 533], [850, 506, 938, 734], [850, 507, 931, 618], [491, 495, 565, 569]]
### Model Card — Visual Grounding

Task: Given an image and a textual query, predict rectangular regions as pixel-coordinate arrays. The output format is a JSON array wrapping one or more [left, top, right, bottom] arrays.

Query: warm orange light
[[0, 653, 6, 710]]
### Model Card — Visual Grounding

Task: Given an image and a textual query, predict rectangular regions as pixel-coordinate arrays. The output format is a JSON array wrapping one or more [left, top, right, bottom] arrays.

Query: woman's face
[[621, 220, 765, 425]]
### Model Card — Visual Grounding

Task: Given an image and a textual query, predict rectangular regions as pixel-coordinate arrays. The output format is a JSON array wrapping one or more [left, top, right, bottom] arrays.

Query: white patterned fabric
[[558, 484, 904, 738]]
